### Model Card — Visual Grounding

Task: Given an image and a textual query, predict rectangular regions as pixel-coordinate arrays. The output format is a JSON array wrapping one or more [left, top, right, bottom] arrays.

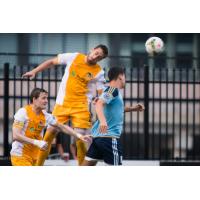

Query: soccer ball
[[145, 36, 164, 55]]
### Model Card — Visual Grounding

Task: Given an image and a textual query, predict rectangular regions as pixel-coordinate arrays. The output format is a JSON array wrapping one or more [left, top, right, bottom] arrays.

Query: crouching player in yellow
[[10, 88, 91, 166]]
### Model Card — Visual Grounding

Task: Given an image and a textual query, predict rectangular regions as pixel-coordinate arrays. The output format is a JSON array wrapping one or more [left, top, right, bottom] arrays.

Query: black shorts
[[85, 137, 122, 165]]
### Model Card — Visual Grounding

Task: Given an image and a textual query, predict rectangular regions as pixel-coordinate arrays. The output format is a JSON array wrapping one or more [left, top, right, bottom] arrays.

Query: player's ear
[[32, 97, 37, 103]]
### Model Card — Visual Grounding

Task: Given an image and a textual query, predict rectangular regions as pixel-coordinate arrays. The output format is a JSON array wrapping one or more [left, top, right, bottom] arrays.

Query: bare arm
[[13, 127, 35, 145], [92, 89, 103, 105], [124, 103, 145, 112], [12, 127, 48, 150], [22, 57, 59, 79], [53, 123, 81, 138], [97, 89, 103, 96], [50, 123, 91, 142], [95, 99, 108, 133]]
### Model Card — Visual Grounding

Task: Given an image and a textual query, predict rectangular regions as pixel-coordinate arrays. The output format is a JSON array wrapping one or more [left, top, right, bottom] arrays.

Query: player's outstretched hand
[[134, 103, 145, 112], [80, 135, 92, 143], [22, 71, 36, 80]]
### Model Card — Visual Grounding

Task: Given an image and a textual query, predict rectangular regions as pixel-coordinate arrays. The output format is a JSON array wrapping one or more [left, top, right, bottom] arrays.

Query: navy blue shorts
[[85, 137, 122, 165]]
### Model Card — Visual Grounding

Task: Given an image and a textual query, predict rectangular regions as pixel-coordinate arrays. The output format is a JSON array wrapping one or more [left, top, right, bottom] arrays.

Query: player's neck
[[31, 104, 42, 115], [85, 56, 96, 66], [109, 81, 120, 89]]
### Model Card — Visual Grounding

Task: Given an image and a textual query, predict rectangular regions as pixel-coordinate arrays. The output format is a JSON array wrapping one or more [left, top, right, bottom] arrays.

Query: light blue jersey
[[92, 86, 124, 138]]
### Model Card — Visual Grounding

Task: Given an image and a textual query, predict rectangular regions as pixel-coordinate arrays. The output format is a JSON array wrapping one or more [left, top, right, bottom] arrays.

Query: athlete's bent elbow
[[12, 132, 19, 141], [50, 57, 59, 65]]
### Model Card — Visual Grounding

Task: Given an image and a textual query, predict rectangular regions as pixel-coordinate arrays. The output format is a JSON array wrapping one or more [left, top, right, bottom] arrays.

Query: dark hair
[[108, 67, 125, 81], [94, 44, 108, 58], [30, 88, 48, 103]]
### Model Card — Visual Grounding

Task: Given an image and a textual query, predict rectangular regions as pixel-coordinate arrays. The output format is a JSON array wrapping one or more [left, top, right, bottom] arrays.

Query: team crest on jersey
[[85, 72, 93, 80], [13, 120, 24, 128], [71, 70, 76, 77], [29, 127, 35, 132], [38, 121, 45, 129], [103, 92, 113, 100]]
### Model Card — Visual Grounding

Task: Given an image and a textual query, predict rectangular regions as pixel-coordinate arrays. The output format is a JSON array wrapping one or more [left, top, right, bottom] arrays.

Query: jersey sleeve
[[45, 112, 57, 126], [57, 53, 78, 65], [99, 87, 118, 104], [13, 108, 27, 129], [95, 70, 106, 91]]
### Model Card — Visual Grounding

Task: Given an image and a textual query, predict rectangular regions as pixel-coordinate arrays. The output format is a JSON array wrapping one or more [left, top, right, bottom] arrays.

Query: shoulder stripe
[[108, 87, 115, 94], [104, 86, 118, 97]]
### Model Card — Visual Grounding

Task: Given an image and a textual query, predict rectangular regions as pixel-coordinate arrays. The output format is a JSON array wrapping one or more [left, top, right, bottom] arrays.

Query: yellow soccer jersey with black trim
[[56, 53, 105, 106], [10, 105, 56, 160]]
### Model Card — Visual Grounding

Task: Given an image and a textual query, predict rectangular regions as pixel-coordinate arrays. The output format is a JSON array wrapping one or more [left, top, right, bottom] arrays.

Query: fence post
[[144, 64, 149, 159], [3, 63, 9, 157]]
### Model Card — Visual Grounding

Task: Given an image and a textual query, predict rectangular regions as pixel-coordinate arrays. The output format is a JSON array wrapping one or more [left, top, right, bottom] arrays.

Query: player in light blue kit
[[82, 67, 145, 166]]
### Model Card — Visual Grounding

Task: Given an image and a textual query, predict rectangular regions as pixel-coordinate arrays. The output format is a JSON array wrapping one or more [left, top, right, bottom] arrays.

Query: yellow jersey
[[56, 53, 105, 106], [10, 105, 56, 160]]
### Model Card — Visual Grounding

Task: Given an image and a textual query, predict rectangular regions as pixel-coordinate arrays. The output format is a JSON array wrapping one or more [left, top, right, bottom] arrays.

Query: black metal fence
[[122, 66, 200, 160], [0, 60, 200, 161]]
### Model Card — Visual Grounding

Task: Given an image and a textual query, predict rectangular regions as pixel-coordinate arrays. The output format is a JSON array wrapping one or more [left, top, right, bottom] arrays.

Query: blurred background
[[0, 33, 199, 164]]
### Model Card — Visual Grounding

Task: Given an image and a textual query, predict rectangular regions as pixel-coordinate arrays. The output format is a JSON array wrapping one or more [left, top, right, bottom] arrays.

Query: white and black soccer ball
[[145, 36, 164, 55]]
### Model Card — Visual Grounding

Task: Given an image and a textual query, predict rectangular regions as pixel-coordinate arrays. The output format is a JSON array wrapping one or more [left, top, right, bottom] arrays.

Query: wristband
[[76, 133, 82, 139], [33, 139, 40, 146]]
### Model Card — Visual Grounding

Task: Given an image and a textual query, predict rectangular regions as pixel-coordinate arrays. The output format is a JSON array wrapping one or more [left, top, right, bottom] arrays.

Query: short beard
[[86, 57, 96, 65]]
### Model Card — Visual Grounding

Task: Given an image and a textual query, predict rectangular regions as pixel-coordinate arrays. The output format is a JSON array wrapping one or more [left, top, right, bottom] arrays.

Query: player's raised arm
[[22, 57, 59, 79]]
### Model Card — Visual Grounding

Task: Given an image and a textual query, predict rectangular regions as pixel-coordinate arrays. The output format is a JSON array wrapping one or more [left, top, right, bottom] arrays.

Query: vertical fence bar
[[199, 68, 200, 159], [136, 66, 140, 158], [152, 67, 155, 159], [55, 66, 58, 97], [159, 66, 162, 159], [165, 68, 169, 159], [41, 68, 44, 89], [179, 68, 182, 159], [20, 65, 23, 107], [27, 65, 30, 104], [192, 68, 196, 159], [123, 68, 127, 158], [13, 66, 16, 115], [3, 63, 9, 157], [172, 68, 175, 159], [130, 67, 133, 158], [48, 68, 50, 112], [34, 71, 37, 88], [186, 68, 189, 160], [144, 65, 149, 159]]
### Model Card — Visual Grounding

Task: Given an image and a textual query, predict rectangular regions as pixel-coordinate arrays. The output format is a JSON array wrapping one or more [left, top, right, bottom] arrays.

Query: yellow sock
[[36, 131, 55, 166], [76, 139, 87, 166]]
